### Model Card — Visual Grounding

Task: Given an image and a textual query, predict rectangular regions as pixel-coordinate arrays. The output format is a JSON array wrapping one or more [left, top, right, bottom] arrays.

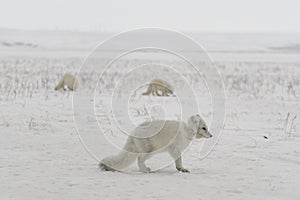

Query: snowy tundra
[[0, 30, 299, 200]]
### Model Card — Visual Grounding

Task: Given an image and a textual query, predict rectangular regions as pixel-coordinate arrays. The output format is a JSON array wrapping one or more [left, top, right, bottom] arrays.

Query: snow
[[0, 29, 299, 199]]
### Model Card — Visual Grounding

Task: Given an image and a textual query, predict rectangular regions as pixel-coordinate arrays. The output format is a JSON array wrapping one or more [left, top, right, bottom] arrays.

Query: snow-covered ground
[[0, 29, 299, 199]]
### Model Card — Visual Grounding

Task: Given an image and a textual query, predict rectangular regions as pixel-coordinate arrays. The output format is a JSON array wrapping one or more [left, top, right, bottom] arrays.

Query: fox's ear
[[191, 116, 197, 123], [190, 116, 195, 121]]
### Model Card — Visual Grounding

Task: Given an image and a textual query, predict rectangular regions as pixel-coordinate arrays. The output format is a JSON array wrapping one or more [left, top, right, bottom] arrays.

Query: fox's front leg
[[168, 147, 190, 173], [175, 157, 189, 173]]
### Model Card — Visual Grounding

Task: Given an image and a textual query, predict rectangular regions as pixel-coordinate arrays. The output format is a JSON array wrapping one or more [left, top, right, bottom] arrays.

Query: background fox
[[142, 79, 174, 96], [99, 114, 212, 173], [55, 73, 78, 91]]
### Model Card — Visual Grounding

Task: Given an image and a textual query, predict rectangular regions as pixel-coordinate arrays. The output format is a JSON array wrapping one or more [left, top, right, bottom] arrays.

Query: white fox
[[142, 79, 174, 96], [55, 73, 77, 91], [99, 114, 212, 173]]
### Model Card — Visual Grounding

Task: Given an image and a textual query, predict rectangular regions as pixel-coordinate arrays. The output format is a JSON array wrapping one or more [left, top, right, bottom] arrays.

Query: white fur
[[100, 114, 212, 173], [142, 79, 174, 96], [55, 73, 77, 91]]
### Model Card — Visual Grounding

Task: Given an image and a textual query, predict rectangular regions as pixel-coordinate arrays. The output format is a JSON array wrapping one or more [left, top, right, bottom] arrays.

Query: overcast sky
[[1, 0, 299, 32]]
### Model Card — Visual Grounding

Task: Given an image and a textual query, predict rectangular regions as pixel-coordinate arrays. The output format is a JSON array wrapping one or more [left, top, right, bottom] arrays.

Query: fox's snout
[[207, 131, 213, 138], [204, 131, 213, 138]]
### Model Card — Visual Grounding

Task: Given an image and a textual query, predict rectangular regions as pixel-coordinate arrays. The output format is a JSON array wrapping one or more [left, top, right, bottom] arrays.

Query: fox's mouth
[[196, 132, 212, 138], [196, 133, 210, 138], [203, 132, 212, 138]]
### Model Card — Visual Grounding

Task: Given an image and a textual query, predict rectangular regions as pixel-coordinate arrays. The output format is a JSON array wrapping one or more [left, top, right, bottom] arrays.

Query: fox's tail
[[142, 85, 152, 95], [99, 138, 138, 171]]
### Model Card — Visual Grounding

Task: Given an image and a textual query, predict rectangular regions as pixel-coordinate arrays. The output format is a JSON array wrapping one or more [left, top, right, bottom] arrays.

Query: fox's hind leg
[[55, 79, 64, 91], [138, 154, 151, 173]]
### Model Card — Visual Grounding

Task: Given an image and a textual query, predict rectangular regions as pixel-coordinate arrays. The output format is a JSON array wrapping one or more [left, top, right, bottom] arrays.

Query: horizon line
[[1, 27, 300, 35]]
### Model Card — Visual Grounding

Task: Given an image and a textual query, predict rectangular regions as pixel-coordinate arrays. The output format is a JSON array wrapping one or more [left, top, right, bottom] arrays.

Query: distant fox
[[142, 79, 174, 96], [55, 73, 77, 91], [99, 114, 212, 173]]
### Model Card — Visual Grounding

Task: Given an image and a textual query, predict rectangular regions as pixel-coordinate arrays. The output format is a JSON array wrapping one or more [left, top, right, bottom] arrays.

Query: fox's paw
[[176, 167, 190, 173], [140, 167, 152, 173], [145, 167, 152, 173]]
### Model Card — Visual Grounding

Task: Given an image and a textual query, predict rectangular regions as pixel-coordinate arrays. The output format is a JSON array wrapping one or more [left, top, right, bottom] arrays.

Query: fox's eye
[[202, 127, 207, 131]]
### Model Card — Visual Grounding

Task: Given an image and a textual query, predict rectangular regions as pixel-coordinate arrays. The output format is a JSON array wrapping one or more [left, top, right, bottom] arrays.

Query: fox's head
[[188, 114, 212, 139]]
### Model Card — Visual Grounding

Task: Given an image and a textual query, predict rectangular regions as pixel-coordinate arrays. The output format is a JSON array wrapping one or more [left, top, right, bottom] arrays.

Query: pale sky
[[0, 0, 299, 32]]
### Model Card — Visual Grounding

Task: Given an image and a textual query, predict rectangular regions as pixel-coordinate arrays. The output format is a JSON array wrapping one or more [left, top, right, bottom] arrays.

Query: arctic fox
[[142, 79, 174, 96], [55, 73, 77, 91], [99, 114, 212, 173]]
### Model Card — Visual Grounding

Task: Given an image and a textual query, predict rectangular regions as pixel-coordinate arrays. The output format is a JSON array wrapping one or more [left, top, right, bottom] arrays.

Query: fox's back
[[151, 79, 172, 89], [63, 74, 76, 83], [130, 120, 186, 153]]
